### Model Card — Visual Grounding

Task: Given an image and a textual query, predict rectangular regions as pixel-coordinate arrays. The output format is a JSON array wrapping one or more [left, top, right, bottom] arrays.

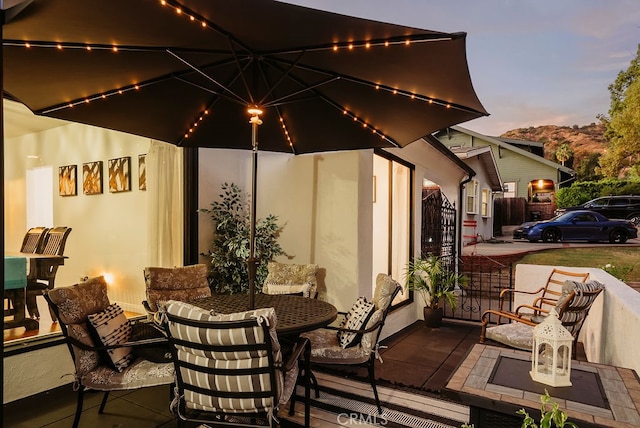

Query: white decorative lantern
[[530, 309, 573, 387]]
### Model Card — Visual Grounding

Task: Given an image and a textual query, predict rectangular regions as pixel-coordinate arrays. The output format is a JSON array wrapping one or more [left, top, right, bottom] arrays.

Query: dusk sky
[[285, 0, 640, 136]]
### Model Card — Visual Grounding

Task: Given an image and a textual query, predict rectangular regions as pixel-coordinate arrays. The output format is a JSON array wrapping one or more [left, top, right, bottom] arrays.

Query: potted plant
[[405, 255, 468, 328], [200, 182, 285, 294]]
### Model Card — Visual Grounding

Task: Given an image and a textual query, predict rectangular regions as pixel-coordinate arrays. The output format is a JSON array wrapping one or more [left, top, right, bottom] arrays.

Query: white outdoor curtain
[[391, 162, 410, 291], [147, 140, 184, 266]]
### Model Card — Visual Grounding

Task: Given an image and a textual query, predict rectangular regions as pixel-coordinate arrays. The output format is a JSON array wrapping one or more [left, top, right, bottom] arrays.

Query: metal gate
[[421, 189, 456, 272]]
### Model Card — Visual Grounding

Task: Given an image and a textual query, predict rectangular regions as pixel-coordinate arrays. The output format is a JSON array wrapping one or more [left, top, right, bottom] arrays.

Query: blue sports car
[[513, 210, 638, 243]]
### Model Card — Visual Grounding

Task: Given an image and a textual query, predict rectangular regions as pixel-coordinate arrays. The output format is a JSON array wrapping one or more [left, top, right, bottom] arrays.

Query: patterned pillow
[[143, 264, 211, 311], [87, 303, 134, 372], [264, 262, 318, 285], [337, 297, 376, 348], [263, 282, 312, 297], [372, 273, 400, 311]]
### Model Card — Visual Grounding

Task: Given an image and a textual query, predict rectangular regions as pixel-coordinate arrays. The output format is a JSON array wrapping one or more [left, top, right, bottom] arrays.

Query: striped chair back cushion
[[556, 280, 605, 337], [165, 301, 283, 415]]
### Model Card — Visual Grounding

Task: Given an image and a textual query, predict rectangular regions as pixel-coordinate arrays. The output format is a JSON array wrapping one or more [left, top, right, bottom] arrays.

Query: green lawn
[[515, 247, 640, 282]]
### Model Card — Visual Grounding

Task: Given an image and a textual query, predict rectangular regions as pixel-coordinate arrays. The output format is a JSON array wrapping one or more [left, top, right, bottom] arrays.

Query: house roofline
[[439, 125, 576, 175], [450, 145, 503, 191], [420, 134, 476, 178]]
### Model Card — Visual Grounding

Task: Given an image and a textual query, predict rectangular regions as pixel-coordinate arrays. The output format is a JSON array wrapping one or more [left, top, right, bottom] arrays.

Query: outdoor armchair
[[301, 273, 402, 414], [480, 278, 604, 354], [262, 261, 319, 298], [44, 276, 174, 428], [481, 268, 589, 329], [163, 300, 311, 427]]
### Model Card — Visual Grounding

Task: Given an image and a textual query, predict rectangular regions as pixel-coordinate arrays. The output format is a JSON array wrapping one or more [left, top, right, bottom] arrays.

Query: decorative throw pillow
[[337, 297, 376, 348], [87, 303, 134, 372], [263, 282, 312, 297]]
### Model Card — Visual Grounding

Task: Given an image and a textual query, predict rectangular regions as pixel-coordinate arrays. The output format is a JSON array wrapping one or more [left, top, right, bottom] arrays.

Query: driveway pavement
[[462, 234, 640, 257]]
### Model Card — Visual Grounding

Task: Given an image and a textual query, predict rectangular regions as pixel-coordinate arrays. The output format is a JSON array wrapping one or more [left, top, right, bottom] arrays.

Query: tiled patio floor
[[3, 319, 486, 427]]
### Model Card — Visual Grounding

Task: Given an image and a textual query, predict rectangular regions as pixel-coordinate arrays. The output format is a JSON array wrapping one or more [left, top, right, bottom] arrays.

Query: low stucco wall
[[514, 264, 640, 375], [3, 343, 75, 404]]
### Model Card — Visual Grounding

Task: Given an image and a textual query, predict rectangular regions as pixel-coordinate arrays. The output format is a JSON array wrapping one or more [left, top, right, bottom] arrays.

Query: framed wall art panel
[[138, 154, 146, 191], [83, 161, 103, 195], [108, 156, 131, 193], [59, 165, 77, 196]]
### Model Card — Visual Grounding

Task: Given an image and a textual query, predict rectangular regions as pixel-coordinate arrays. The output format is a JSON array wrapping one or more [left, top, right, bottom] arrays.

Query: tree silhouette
[[555, 143, 573, 166]]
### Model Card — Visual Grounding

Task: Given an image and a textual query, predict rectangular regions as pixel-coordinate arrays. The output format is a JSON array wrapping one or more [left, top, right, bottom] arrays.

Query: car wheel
[[609, 229, 628, 244], [541, 228, 560, 243], [627, 214, 640, 227]]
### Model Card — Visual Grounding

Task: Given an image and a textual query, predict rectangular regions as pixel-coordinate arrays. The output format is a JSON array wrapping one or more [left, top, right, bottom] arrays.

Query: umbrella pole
[[248, 109, 263, 310]]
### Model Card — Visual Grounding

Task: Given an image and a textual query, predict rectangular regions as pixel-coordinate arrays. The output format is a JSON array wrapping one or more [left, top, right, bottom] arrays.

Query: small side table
[[445, 344, 640, 428]]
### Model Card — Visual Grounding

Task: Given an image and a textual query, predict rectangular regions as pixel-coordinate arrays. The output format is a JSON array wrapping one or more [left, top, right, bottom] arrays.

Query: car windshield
[[585, 198, 608, 208], [553, 212, 578, 222]]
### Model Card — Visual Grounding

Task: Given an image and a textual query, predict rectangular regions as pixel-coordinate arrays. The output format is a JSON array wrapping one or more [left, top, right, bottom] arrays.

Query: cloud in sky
[[284, 0, 640, 135]]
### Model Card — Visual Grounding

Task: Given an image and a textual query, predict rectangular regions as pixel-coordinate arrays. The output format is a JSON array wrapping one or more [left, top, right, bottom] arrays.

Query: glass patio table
[[190, 293, 337, 335]]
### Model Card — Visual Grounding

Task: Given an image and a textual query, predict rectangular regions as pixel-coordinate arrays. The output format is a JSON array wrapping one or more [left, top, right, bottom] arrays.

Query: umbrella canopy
[[3, 0, 487, 153], [2, 0, 488, 305]]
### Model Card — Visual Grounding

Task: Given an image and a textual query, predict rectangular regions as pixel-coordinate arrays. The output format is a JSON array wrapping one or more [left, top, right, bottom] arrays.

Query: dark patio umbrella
[[2, 0, 488, 306]]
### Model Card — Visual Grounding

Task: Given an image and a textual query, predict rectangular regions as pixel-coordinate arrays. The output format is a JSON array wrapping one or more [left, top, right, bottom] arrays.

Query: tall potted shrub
[[405, 255, 468, 328], [200, 182, 285, 294]]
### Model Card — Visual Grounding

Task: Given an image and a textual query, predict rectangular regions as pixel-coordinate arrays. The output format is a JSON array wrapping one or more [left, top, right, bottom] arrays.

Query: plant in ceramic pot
[[405, 255, 468, 328]]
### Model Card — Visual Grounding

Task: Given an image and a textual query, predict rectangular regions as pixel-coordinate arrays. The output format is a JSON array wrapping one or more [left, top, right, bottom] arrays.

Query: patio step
[[283, 372, 469, 427]]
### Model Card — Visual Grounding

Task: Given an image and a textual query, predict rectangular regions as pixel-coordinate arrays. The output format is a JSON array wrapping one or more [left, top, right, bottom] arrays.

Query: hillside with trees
[[499, 44, 640, 181], [500, 123, 606, 181]]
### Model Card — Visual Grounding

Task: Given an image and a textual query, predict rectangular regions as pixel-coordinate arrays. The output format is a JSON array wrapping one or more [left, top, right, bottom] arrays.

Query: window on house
[[466, 180, 479, 214], [503, 182, 516, 198], [481, 188, 491, 217], [372, 152, 412, 307], [26, 166, 54, 228]]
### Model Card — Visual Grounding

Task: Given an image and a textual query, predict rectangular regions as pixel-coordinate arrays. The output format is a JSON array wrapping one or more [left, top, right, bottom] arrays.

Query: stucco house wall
[[435, 126, 574, 200], [198, 140, 473, 338]]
